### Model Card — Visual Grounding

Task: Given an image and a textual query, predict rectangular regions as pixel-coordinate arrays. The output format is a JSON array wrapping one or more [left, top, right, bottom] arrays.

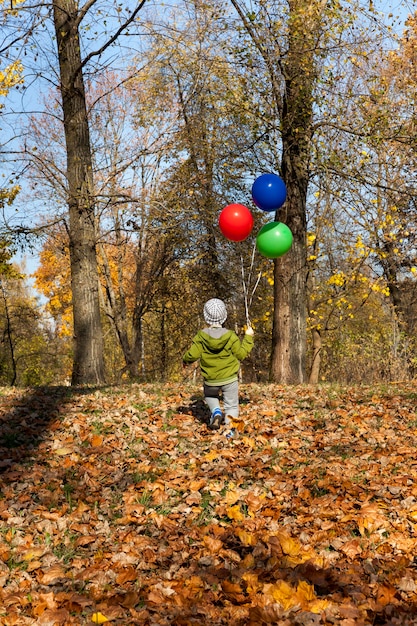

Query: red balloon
[[219, 204, 254, 242]]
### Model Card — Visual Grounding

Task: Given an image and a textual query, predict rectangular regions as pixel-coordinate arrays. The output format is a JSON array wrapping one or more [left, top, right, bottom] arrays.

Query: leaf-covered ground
[[1, 383, 417, 625]]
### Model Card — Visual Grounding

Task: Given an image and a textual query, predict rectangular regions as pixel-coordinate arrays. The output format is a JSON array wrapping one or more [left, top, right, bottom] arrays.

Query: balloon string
[[241, 255, 250, 326], [246, 242, 256, 295], [241, 242, 261, 327], [249, 271, 262, 311]]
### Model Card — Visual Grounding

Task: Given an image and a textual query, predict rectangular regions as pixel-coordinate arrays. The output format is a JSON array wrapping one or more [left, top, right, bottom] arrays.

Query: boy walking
[[183, 298, 254, 437]]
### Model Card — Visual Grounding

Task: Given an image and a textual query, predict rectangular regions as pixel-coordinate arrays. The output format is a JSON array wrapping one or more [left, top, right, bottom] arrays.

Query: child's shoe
[[208, 408, 223, 430], [225, 428, 237, 439]]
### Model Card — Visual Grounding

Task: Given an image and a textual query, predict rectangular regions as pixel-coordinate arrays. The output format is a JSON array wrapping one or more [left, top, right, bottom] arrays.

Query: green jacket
[[183, 328, 254, 385]]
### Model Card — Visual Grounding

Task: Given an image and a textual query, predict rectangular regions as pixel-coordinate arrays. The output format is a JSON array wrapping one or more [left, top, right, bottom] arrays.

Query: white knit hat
[[203, 298, 227, 325]]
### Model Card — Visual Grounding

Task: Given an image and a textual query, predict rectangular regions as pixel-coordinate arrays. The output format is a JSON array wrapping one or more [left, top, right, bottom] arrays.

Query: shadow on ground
[[177, 394, 210, 424], [176, 392, 252, 426], [0, 386, 97, 476]]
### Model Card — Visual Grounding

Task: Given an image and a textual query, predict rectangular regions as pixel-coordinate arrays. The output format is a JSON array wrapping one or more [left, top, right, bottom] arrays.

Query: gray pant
[[204, 380, 239, 419]]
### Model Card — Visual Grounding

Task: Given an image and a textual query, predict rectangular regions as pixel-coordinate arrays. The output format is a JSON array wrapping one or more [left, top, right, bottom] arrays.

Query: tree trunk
[[229, 0, 316, 384], [270, 234, 307, 383], [308, 328, 322, 384], [53, 0, 105, 385], [269, 0, 313, 384], [0, 281, 17, 385]]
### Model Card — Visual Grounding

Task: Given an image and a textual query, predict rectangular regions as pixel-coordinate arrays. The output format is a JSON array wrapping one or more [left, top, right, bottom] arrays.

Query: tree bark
[[270, 233, 307, 383], [269, 1, 312, 384], [53, 0, 105, 385], [229, 0, 314, 384], [0, 280, 17, 385], [308, 328, 321, 384]]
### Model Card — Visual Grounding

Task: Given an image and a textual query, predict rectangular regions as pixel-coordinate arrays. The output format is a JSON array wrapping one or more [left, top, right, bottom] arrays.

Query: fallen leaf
[[226, 504, 245, 521], [116, 567, 138, 584], [91, 611, 110, 623], [22, 547, 46, 561], [54, 447, 73, 456], [38, 565, 66, 585]]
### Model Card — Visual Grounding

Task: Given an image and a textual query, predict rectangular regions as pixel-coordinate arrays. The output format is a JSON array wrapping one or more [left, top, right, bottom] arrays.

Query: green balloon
[[256, 222, 293, 258]]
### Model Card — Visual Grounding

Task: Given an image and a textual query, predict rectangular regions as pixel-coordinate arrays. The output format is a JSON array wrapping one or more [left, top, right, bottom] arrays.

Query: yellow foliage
[[34, 229, 138, 341], [242, 571, 262, 593], [327, 271, 346, 287], [275, 531, 302, 557], [203, 451, 219, 462], [0, 0, 25, 15], [225, 489, 240, 506], [296, 580, 316, 602], [309, 598, 330, 613], [0, 185, 20, 204], [236, 528, 257, 546], [0, 60, 23, 98], [226, 504, 245, 522], [263, 576, 329, 613], [34, 241, 73, 338], [270, 580, 297, 610]]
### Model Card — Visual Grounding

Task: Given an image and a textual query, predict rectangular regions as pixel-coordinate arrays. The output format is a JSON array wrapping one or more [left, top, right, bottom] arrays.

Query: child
[[183, 298, 254, 438]]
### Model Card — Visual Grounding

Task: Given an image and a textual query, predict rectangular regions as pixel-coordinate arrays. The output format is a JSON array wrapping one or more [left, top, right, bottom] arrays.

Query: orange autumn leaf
[[184, 575, 205, 591], [147, 583, 176, 604], [236, 528, 258, 546], [91, 434, 104, 447], [294, 580, 330, 613], [275, 531, 301, 556], [116, 567, 138, 584], [270, 532, 316, 568], [229, 416, 245, 431], [226, 504, 245, 521], [309, 598, 330, 613], [241, 436, 256, 447], [189, 478, 206, 491], [221, 580, 246, 602], [245, 491, 265, 513], [225, 489, 240, 505], [38, 565, 66, 585], [357, 503, 387, 536], [269, 580, 300, 611], [3, 382, 417, 625], [203, 535, 223, 553], [376, 584, 398, 607], [242, 571, 263, 594], [341, 539, 362, 559], [241, 553, 256, 569], [296, 580, 317, 603], [203, 451, 219, 462], [22, 547, 46, 561]]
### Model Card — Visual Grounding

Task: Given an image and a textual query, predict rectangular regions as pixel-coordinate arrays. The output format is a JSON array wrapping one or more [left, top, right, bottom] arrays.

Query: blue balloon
[[252, 173, 287, 212]]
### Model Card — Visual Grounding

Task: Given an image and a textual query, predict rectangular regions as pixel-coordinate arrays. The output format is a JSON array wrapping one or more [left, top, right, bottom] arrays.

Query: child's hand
[[245, 326, 254, 336]]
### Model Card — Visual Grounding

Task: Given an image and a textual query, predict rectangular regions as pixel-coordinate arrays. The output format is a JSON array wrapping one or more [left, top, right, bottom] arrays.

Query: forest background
[[1, 0, 417, 387]]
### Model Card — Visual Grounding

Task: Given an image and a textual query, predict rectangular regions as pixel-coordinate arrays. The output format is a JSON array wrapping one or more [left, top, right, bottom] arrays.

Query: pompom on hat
[[203, 298, 227, 325]]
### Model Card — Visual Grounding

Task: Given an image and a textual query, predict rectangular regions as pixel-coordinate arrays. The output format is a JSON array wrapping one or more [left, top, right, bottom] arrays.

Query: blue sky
[[2, 0, 416, 280]]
